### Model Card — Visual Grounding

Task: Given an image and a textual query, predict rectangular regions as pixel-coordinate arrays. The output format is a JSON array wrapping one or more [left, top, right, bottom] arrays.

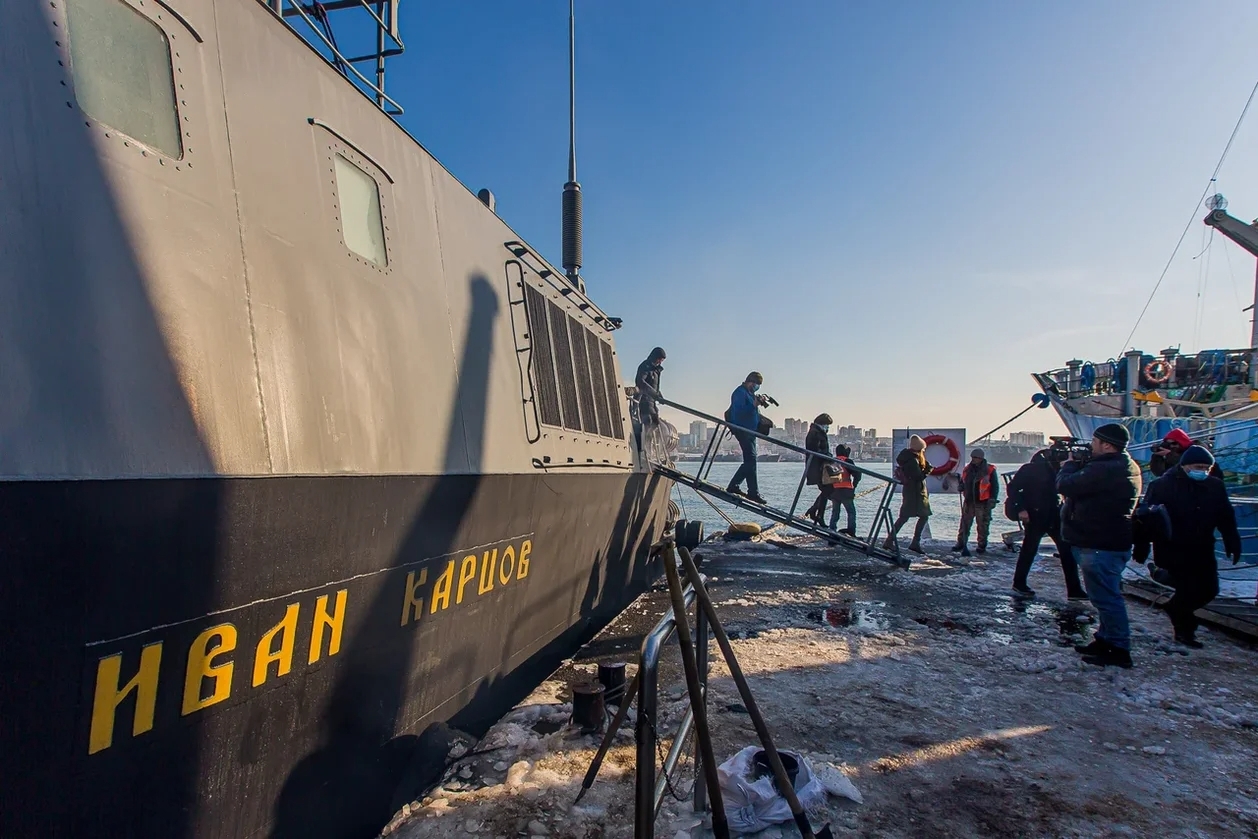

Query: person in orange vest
[[953, 448, 999, 558], [827, 443, 862, 536]]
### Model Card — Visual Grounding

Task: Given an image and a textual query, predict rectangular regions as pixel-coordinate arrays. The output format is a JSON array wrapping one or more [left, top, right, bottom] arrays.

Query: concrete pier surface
[[381, 533, 1258, 839]]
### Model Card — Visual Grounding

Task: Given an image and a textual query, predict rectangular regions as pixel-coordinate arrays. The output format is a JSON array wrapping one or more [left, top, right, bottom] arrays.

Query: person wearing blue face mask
[[1133, 445, 1241, 648]]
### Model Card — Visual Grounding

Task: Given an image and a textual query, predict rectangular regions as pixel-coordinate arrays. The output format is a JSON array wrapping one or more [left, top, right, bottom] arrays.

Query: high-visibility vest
[[963, 463, 996, 502], [833, 456, 855, 490]]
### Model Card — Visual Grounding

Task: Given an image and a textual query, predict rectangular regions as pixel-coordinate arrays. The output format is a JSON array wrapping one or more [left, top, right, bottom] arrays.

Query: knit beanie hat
[[908, 434, 926, 451], [1093, 423, 1130, 449], [1179, 445, 1215, 467]]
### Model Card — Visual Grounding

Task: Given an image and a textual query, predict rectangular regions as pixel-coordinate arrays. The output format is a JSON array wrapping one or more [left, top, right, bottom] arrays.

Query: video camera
[[1047, 436, 1091, 465]]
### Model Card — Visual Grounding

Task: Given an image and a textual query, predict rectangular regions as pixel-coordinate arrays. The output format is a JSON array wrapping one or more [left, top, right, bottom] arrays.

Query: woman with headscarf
[[803, 414, 834, 524], [884, 434, 932, 553]]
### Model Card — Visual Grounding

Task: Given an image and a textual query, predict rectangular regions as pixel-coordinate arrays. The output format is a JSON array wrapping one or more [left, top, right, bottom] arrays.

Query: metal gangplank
[[645, 398, 908, 567]]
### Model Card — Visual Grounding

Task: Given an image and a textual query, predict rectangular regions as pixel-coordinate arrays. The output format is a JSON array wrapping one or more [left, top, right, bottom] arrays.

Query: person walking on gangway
[[952, 448, 999, 557], [725, 372, 769, 505], [884, 435, 932, 554], [828, 444, 861, 536], [1133, 445, 1241, 649], [632, 347, 665, 452], [803, 413, 834, 525]]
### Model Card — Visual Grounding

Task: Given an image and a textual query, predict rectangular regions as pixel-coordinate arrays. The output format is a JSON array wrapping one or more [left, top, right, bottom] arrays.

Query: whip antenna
[[561, 0, 583, 289]]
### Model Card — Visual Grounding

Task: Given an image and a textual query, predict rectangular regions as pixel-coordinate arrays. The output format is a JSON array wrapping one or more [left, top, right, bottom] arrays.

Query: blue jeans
[[1076, 548, 1131, 650], [829, 497, 856, 532]]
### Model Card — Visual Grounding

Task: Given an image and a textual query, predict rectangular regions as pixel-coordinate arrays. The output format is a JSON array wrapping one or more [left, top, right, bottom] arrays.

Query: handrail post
[[694, 600, 709, 815], [789, 454, 810, 517]]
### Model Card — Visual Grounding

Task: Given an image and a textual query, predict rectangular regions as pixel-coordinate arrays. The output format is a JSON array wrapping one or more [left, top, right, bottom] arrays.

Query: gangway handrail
[[656, 397, 901, 485], [648, 397, 907, 564]]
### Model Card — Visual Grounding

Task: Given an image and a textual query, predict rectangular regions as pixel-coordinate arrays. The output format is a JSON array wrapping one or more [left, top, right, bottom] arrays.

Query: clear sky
[[383, 1, 1258, 437]]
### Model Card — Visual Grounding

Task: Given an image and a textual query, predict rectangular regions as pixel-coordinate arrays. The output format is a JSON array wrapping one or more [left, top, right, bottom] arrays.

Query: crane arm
[[1205, 209, 1258, 259]]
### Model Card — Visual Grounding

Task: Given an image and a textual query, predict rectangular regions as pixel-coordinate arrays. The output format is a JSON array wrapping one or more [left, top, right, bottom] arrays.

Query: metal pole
[[677, 548, 822, 839], [789, 456, 809, 517], [374, 0, 386, 108], [635, 627, 660, 836], [575, 669, 642, 804], [661, 544, 729, 838], [694, 601, 709, 815]]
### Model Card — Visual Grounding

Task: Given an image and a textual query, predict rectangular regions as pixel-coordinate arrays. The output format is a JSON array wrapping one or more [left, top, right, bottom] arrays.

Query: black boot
[[1082, 645, 1133, 669], [1011, 583, 1036, 598], [1074, 636, 1108, 655]]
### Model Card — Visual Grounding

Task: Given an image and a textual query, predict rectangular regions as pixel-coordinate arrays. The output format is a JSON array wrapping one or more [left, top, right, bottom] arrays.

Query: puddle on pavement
[[813, 601, 890, 631], [994, 599, 1094, 646]]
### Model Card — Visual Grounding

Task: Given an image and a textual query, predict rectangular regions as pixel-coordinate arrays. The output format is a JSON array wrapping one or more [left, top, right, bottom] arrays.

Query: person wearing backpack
[[827, 444, 861, 536]]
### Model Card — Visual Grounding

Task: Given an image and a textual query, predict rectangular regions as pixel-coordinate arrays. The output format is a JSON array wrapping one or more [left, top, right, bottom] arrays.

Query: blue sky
[[382, 1, 1258, 437]]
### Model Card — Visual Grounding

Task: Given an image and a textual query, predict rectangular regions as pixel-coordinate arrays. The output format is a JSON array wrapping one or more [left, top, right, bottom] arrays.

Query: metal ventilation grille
[[600, 341, 623, 437], [568, 316, 600, 435], [585, 331, 612, 437], [524, 285, 562, 426], [547, 299, 582, 431]]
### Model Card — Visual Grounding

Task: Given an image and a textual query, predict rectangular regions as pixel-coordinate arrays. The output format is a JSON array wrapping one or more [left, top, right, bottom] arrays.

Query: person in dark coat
[[953, 448, 1000, 557], [1006, 449, 1086, 600], [1056, 423, 1142, 669], [1133, 445, 1241, 648], [803, 413, 834, 525], [1149, 428, 1224, 479], [884, 435, 932, 554], [632, 347, 665, 451], [827, 444, 862, 535], [725, 372, 768, 504]]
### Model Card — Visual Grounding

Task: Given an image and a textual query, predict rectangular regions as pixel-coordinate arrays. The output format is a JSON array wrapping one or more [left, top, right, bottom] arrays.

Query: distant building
[[864, 428, 878, 441], [689, 420, 707, 445], [1010, 431, 1045, 448]]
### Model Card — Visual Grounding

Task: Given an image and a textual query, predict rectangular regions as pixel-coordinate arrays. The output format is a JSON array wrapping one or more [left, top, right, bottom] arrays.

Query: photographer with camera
[[1150, 428, 1224, 479], [1133, 445, 1241, 648], [1006, 443, 1087, 601], [1056, 423, 1142, 668], [725, 372, 769, 505]]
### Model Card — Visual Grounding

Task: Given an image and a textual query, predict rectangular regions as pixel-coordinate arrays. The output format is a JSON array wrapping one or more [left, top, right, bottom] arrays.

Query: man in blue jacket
[[726, 372, 768, 504], [1056, 423, 1142, 668]]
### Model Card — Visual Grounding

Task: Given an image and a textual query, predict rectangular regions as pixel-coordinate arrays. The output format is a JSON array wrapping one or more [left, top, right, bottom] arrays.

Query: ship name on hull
[[85, 536, 534, 755]]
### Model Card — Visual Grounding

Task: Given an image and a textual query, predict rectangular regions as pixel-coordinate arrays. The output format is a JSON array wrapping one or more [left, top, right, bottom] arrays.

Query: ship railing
[[1038, 348, 1256, 401], [270, 0, 406, 115], [647, 397, 904, 560], [635, 567, 708, 837]]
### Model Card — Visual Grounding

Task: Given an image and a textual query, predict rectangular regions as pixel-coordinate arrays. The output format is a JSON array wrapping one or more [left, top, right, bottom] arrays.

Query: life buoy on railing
[[922, 434, 960, 477], [1144, 359, 1172, 385]]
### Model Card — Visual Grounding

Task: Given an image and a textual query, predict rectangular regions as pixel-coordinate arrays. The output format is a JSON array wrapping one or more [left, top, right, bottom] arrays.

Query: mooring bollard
[[598, 662, 627, 705], [572, 682, 606, 733]]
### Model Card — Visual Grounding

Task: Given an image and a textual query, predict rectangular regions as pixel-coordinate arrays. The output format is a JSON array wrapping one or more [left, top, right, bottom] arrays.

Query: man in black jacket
[[1056, 423, 1142, 668], [632, 347, 665, 451], [1006, 449, 1086, 600], [1133, 445, 1241, 648]]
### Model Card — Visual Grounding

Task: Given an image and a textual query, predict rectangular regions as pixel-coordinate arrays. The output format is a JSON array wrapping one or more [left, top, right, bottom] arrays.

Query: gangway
[[645, 398, 909, 567]]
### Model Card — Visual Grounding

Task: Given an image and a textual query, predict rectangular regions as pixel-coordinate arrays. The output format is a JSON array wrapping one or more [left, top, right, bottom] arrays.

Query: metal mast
[[561, 0, 583, 289]]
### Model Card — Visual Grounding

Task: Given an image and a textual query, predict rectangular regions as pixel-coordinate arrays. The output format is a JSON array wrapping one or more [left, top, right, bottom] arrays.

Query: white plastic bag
[[716, 746, 827, 834]]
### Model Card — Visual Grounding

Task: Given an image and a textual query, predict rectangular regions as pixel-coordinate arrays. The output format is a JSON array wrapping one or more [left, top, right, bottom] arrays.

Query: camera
[[1047, 436, 1091, 465]]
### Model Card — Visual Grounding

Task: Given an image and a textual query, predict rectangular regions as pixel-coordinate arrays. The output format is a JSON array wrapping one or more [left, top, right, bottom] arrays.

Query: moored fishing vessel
[[0, 1, 671, 837]]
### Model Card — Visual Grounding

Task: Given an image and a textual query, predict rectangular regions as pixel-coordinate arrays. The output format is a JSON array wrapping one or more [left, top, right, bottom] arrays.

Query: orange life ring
[[922, 434, 960, 477], [1144, 359, 1172, 385]]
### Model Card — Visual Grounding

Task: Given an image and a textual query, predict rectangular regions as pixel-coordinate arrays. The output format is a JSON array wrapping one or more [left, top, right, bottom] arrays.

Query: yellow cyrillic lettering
[[88, 642, 162, 755], [309, 589, 347, 664], [430, 560, 455, 613], [252, 603, 299, 687], [518, 540, 532, 579], [478, 549, 498, 595], [182, 625, 236, 716], [401, 569, 428, 626], [498, 544, 516, 585], [456, 554, 478, 604]]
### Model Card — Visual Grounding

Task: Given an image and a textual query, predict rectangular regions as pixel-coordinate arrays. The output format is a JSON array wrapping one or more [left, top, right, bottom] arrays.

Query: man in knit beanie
[[1056, 423, 1142, 668], [1133, 445, 1241, 648]]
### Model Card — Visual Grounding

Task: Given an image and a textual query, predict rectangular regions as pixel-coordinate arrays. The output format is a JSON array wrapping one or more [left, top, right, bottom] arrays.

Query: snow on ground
[[381, 532, 1258, 839]]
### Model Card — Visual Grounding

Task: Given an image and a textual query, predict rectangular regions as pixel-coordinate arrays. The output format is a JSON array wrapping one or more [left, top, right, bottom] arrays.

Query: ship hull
[[0, 470, 669, 839]]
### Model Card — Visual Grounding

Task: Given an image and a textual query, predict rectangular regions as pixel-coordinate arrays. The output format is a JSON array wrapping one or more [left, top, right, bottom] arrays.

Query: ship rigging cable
[[1118, 79, 1258, 356]]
